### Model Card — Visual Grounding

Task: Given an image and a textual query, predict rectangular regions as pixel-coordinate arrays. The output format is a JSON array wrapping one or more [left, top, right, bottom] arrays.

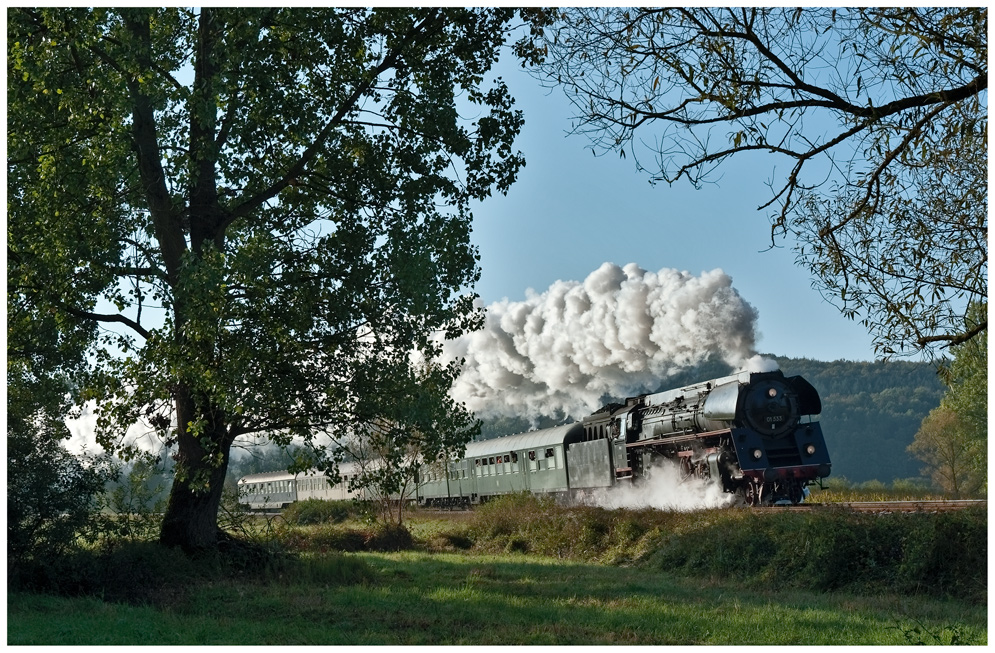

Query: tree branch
[[224, 10, 446, 229], [60, 303, 152, 340], [918, 321, 987, 348]]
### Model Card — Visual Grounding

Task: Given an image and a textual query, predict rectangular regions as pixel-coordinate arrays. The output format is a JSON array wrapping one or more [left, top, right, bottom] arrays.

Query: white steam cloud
[[448, 262, 764, 420], [580, 460, 740, 511]]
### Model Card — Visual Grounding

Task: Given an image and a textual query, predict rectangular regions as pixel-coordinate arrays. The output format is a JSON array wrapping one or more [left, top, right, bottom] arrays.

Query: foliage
[[101, 453, 170, 542], [282, 498, 353, 526], [648, 507, 987, 603], [461, 495, 987, 603], [908, 406, 985, 497], [535, 7, 987, 357], [908, 302, 987, 496], [7, 433, 118, 582], [8, 7, 546, 550], [8, 193, 118, 573], [325, 363, 480, 527], [276, 524, 369, 554], [467, 493, 679, 563], [8, 537, 372, 606]]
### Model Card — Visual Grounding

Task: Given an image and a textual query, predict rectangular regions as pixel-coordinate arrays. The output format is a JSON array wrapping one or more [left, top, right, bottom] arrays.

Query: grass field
[[8, 492, 987, 645], [8, 549, 986, 645]]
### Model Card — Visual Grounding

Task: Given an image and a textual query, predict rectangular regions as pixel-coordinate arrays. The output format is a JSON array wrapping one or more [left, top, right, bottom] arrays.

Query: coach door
[[517, 450, 530, 492]]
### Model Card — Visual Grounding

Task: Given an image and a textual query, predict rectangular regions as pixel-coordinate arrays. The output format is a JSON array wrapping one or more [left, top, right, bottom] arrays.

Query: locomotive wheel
[[740, 480, 760, 506], [679, 457, 695, 483]]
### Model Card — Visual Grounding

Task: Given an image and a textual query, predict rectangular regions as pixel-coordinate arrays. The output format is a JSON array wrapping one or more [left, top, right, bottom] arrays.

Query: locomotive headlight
[[805, 443, 816, 456], [768, 388, 778, 397], [752, 449, 763, 460]]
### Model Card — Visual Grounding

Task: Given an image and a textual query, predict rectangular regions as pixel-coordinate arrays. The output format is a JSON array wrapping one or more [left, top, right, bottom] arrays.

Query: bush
[[10, 540, 199, 604], [7, 430, 118, 581], [282, 498, 352, 526], [276, 525, 368, 553], [365, 523, 414, 552], [11, 537, 373, 605], [645, 508, 987, 602], [467, 494, 678, 561], [459, 495, 986, 602]]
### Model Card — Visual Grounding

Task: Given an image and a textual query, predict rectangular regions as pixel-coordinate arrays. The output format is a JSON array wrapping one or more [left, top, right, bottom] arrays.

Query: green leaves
[[10, 7, 531, 545]]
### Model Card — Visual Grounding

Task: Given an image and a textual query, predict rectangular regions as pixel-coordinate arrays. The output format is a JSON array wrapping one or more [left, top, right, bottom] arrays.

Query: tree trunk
[[159, 390, 233, 552]]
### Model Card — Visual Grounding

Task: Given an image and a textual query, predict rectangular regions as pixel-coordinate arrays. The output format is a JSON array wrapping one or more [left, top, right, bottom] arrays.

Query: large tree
[[8, 7, 540, 551], [535, 7, 987, 357]]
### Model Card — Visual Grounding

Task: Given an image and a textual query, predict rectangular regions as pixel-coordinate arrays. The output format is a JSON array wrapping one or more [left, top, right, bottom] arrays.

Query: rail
[[768, 499, 986, 513]]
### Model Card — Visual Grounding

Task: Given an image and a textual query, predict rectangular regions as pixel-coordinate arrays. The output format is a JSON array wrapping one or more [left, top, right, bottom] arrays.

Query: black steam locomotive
[[418, 369, 831, 507]]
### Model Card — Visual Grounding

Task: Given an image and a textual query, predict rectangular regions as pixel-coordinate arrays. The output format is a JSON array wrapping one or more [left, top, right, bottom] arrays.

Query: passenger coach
[[238, 462, 364, 510], [418, 423, 586, 507]]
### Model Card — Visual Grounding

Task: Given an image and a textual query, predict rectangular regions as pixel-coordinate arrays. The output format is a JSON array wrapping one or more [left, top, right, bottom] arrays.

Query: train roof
[[462, 422, 584, 459], [238, 461, 361, 485], [238, 470, 295, 484]]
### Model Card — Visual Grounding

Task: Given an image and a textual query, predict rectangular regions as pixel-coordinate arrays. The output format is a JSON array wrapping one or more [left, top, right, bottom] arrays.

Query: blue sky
[[469, 55, 879, 363]]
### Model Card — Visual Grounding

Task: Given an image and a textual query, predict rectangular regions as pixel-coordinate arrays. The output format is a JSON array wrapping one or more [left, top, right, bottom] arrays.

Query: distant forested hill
[[477, 356, 946, 484], [771, 357, 945, 483]]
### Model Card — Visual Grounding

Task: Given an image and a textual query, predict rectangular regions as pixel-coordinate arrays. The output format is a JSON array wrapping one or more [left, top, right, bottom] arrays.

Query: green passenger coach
[[418, 423, 586, 507]]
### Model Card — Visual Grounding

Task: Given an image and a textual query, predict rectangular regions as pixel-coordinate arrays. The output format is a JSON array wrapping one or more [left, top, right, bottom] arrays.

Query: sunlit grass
[[9, 551, 986, 645]]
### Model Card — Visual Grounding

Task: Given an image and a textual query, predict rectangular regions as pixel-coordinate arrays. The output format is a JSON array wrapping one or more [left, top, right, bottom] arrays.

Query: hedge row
[[464, 494, 986, 603]]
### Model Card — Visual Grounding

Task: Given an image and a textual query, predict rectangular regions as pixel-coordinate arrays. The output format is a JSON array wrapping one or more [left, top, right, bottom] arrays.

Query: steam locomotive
[[417, 369, 831, 507], [240, 369, 831, 510]]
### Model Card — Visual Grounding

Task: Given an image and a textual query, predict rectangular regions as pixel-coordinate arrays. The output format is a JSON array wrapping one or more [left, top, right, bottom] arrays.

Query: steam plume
[[581, 460, 740, 511], [449, 262, 762, 419]]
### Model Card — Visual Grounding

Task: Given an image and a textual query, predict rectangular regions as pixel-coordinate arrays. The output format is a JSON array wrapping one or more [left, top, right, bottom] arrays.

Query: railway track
[[766, 499, 986, 513]]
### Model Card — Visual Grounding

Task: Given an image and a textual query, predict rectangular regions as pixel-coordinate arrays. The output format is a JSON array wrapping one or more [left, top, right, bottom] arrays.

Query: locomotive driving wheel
[[740, 479, 760, 506]]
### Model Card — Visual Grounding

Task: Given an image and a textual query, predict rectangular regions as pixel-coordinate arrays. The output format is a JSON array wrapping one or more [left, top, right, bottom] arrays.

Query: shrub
[[365, 523, 414, 552], [645, 508, 987, 602], [10, 540, 199, 604], [276, 525, 368, 553], [461, 495, 986, 602], [7, 431, 118, 585], [283, 498, 352, 526]]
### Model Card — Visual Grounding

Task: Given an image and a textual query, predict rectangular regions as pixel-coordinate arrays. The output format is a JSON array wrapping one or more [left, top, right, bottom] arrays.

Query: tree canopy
[[8, 7, 541, 551], [535, 7, 987, 357]]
